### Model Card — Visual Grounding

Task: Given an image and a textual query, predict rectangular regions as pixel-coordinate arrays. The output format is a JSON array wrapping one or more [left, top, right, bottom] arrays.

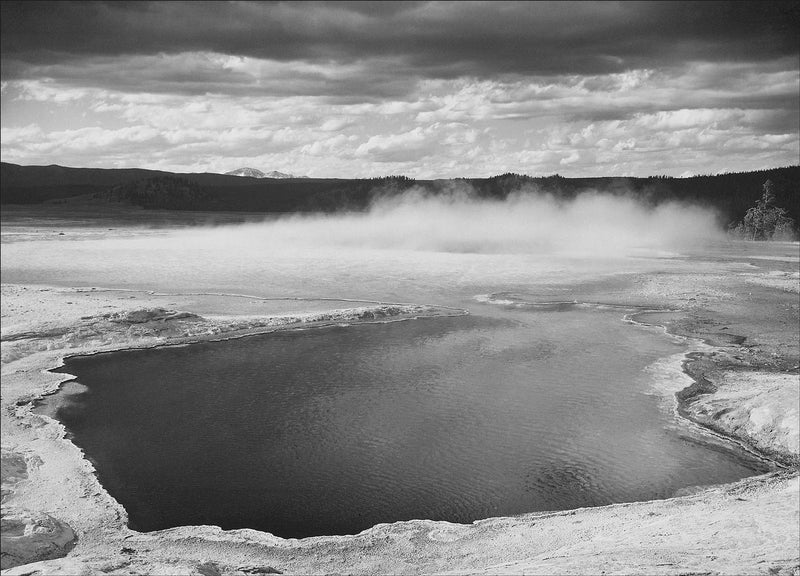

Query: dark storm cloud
[[2, 1, 798, 86], [8, 52, 419, 100]]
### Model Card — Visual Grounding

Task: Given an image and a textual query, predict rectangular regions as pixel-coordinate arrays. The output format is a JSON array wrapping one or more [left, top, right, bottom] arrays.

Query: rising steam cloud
[[191, 187, 724, 257]]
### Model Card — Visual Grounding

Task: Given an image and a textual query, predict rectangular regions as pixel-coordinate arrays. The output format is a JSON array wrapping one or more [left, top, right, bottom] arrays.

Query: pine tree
[[731, 180, 796, 240]]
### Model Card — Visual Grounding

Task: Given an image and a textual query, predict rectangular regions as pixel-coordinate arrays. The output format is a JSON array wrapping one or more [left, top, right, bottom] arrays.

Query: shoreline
[[676, 352, 795, 469], [1, 272, 798, 575], [626, 290, 799, 472], [625, 312, 788, 473], [38, 300, 774, 537]]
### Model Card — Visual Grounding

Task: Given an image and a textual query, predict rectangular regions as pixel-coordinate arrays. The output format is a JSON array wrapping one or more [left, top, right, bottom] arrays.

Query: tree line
[[2, 164, 797, 236]]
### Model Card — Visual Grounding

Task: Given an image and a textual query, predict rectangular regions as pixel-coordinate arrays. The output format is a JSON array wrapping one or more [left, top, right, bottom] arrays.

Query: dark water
[[46, 308, 763, 538]]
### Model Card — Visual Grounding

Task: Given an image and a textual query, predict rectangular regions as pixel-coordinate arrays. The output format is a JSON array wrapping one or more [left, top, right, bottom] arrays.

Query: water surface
[[48, 305, 763, 538]]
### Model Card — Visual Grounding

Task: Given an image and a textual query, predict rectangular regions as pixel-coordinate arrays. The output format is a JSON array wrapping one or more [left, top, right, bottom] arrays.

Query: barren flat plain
[[1, 205, 798, 575]]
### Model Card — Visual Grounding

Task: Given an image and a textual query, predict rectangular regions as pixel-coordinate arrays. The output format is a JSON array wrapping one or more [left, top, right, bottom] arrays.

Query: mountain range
[[225, 167, 306, 179]]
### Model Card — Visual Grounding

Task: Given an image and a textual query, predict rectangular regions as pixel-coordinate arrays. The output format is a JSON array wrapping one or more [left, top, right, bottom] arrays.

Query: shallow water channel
[[44, 303, 764, 538]]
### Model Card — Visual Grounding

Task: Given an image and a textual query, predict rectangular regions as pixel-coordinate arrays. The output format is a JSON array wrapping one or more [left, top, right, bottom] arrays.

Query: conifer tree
[[731, 180, 796, 240]]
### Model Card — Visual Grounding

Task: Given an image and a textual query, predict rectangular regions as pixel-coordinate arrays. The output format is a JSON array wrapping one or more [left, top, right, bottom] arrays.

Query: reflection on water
[[46, 307, 764, 538]]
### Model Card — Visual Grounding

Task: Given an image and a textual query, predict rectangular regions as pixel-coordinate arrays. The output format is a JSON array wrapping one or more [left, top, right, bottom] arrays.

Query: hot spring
[[10, 192, 766, 538]]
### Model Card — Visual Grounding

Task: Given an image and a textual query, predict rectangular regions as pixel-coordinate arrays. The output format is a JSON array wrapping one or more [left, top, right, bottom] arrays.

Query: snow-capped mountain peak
[[225, 167, 303, 179], [225, 167, 266, 178]]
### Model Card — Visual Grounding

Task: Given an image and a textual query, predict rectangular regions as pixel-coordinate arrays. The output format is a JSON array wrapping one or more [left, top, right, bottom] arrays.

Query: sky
[[1, 1, 798, 178]]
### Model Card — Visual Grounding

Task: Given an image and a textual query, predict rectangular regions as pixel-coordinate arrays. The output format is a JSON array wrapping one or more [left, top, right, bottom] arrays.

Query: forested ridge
[[2, 162, 797, 229]]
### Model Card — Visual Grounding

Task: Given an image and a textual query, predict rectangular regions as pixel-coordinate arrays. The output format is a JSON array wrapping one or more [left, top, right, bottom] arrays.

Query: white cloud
[[13, 79, 94, 103], [1, 56, 797, 177], [354, 125, 440, 162], [1, 124, 43, 141], [320, 117, 353, 132], [559, 151, 580, 165]]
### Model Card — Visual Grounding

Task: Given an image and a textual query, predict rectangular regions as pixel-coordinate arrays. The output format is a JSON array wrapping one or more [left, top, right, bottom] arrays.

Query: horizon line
[[3, 161, 799, 181]]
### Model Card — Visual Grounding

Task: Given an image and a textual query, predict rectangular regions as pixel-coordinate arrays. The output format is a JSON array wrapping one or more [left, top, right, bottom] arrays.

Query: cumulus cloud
[[1, 1, 797, 177], [355, 125, 441, 162]]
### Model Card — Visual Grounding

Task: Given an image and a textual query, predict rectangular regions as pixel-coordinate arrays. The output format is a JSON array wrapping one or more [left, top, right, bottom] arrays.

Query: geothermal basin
[[38, 296, 764, 538], [2, 198, 798, 574]]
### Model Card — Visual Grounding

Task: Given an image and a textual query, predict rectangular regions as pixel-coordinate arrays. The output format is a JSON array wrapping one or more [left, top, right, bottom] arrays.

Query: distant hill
[[225, 167, 305, 179], [1, 162, 797, 228], [225, 167, 267, 178], [265, 170, 301, 179]]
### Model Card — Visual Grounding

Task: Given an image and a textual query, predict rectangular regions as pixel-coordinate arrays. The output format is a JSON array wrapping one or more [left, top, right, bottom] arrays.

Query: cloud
[[2, 2, 797, 87], [3, 52, 420, 100], [1, 2, 797, 177], [3, 69, 798, 177], [355, 126, 440, 162]]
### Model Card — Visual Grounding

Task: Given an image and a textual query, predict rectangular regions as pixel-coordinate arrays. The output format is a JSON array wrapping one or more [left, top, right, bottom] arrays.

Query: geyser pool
[[43, 304, 764, 538]]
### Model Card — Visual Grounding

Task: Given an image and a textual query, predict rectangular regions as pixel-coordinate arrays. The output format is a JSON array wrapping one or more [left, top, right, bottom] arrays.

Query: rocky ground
[[1, 244, 798, 575]]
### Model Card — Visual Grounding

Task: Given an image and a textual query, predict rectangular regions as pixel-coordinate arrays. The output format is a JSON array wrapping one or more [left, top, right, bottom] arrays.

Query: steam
[[1, 186, 729, 303], [186, 187, 723, 257]]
